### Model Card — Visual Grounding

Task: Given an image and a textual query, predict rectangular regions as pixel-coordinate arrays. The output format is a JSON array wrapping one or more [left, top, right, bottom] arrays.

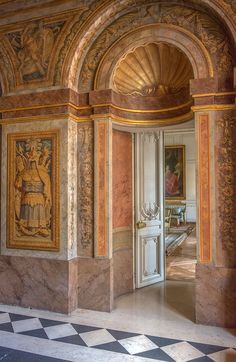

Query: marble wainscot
[[0, 118, 78, 313]]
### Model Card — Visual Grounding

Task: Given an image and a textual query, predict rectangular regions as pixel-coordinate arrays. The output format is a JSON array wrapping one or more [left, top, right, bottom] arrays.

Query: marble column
[[192, 78, 236, 327]]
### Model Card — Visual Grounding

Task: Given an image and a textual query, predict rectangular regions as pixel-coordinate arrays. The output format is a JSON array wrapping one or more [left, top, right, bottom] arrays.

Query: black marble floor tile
[[189, 341, 228, 355], [0, 322, 14, 332], [9, 313, 34, 322], [93, 341, 130, 354], [55, 334, 87, 346], [135, 347, 175, 361], [72, 323, 101, 334], [107, 328, 139, 340], [189, 356, 214, 361], [0, 346, 68, 361], [147, 335, 181, 347], [20, 328, 49, 339], [39, 318, 67, 328]]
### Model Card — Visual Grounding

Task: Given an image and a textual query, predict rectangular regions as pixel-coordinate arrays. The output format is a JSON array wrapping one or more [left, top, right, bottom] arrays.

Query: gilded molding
[[106, 111, 193, 126], [0, 102, 91, 113], [192, 91, 236, 98], [95, 121, 107, 257], [192, 105, 236, 112], [198, 115, 212, 263], [92, 101, 192, 113]]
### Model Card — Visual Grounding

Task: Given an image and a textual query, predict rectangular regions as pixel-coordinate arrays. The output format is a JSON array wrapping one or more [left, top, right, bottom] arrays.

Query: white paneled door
[[135, 132, 165, 288]]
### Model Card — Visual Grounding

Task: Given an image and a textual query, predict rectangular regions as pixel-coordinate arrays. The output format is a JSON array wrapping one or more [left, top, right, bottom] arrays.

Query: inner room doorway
[[164, 128, 197, 283], [112, 122, 197, 324]]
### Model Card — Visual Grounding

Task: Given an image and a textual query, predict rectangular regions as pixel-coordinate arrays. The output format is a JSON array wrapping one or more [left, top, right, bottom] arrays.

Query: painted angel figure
[[14, 139, 52, 238]]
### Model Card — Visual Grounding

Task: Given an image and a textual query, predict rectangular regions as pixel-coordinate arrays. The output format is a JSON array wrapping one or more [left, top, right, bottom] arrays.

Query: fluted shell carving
[[112, 43, 193, 96]]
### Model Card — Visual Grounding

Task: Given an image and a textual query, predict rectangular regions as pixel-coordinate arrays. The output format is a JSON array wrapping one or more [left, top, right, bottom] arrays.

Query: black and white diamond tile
[[0, 311, 235, 361]]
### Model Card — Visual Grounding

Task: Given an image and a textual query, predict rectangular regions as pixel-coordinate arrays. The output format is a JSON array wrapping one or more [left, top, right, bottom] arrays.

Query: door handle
[[136, 221, 146, 229]]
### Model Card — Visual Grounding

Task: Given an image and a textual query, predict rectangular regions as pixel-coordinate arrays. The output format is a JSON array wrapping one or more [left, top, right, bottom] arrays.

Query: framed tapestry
[[7, 130, 60, 251], [165, 145, 185, 200]]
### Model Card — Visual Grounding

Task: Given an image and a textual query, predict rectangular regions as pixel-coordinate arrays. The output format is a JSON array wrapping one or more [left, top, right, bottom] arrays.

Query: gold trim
[[192, 104, 236, 112], [0, 102, 91, 113], [192, 91, 236, 98], [0, 111, 193, 126], [7, 130, 60, 251], [106, 111, 193, 126], [0, 113, 92, 125], [92, 101, 192, 114], [0, 100, 192, 114]]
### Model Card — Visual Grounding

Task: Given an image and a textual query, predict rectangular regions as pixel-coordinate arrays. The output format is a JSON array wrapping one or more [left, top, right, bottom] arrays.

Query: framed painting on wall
[[165, 145, 185, 200], [7, 130, 60, 251]]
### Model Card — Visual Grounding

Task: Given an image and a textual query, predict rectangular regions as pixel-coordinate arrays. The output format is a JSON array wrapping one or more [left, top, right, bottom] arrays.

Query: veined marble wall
[[1, 118, 77, 260], [112, 129, 133, 298]]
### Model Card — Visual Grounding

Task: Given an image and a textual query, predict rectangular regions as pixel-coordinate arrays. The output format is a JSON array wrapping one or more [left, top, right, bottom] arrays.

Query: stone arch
[[94, 24, 213, 91], [63, 0, 235, 93]]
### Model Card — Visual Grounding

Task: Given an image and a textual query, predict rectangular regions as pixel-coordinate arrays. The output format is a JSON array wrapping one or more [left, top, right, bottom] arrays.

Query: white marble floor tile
[[12, 317, 42, 333], [161, 341, 204, 362], [44, 323, 77, 339], [80, 328, 116, 347], [209, 348, 236, 362], [0, 331, 153, 362], [0, 313, 10, 324], [119, 335, 157, 355]]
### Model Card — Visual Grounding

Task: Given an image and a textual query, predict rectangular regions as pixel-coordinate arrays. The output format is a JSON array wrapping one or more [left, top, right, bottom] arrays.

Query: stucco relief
[[0, 46, 15, 93], [6, 20, 64, 82], [216, 115, 236, 254], [77, 124, 94, 257], [78, 3, 233, 92]]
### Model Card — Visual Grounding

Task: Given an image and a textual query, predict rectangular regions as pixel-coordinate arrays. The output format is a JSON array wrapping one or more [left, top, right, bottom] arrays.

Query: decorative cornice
[[0, 102, 91, 113], [192, 104, 236, 112], [92, 101, 192, 114], [192, 91, 236, 98], [91, 111, 193, 126], [0, 99, 191, 116]]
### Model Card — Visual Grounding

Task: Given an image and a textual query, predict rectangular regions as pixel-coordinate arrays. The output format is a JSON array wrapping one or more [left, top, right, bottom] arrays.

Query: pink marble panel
[[113, 249, 133, 298], [196, 263, 236, 328], [112, 130, 132, 229], [0, 255, 78, 313], [77, 257, 113, 312]]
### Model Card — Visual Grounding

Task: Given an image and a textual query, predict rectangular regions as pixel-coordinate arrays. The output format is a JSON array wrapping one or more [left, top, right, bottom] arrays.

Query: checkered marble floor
[[0, 311, 235, 361]]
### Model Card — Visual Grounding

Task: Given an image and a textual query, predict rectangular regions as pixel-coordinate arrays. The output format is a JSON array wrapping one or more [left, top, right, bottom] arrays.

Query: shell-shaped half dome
[[112, 42, 194, 96]]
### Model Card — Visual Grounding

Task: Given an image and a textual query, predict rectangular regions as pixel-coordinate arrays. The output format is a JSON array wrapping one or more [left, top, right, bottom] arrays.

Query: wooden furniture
[[165, 203, 186, 226]]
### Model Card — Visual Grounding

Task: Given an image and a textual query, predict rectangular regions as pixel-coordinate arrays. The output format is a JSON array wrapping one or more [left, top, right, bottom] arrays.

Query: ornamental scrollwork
[[77, 124, 94, 256], [217, 115, 236, 252], [79, 3, 233, 92]]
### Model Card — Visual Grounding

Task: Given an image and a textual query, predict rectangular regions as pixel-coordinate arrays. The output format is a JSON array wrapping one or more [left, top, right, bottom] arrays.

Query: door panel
[[135, 132, 164, 288]]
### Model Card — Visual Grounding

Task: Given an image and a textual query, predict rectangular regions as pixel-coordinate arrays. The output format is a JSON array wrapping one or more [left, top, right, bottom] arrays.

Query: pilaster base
[[0, 255, 78, 314], [196, 263, 236, 327], [77, 258, 113, 312]]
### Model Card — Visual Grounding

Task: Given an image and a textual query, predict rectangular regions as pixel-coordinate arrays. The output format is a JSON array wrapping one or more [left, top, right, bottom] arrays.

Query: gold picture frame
[[165, 145, 186, 200], [7, 130, 60, 251]]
